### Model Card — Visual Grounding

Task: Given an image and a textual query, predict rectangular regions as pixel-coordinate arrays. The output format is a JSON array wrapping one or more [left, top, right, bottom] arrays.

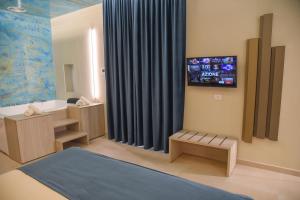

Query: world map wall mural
[[0, 9, 55, 107]]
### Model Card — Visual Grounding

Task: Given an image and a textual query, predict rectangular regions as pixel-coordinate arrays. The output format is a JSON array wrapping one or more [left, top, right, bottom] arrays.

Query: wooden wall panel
[[266, 46, 285, 140], [51, 109, 68, 121], [4, 118, 21, 162], [242, 38, 259, 143], [88, 105, 105, 139], [254, 13, 273, 138], [0, 119, 9, 154], [5, 115, 55, 163], [68, 104, 105, 140], [17, 115, 55, 163]]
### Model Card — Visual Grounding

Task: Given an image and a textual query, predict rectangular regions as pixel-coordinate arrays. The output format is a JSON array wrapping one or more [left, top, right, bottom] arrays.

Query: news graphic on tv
[[187, 56, 237, 87]]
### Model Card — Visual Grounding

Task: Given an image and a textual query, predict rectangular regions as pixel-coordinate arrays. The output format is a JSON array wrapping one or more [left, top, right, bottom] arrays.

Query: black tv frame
[[186, 55, 238, 88]]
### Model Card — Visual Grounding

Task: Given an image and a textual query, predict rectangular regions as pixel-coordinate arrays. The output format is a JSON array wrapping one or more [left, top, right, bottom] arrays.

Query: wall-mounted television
[[187, 56, 237, 88]]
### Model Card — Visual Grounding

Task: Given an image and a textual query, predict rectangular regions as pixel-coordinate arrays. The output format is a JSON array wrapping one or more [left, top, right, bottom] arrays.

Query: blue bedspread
[[20, 148, 252, 200]]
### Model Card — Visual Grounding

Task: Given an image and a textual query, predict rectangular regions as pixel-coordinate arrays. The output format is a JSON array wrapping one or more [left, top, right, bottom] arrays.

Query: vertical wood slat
[[254, 13, 273, 138], [189, 132, 206, 142], [210, 135, 226, 146], [266, 46, 285, 140], [170, 130, 188, 139], [199, 134, 217, 144], [221, 138, 235, 149], [0, 119, 9, 154], [243, 38, 259, 143], [180, 131, 198, 140]]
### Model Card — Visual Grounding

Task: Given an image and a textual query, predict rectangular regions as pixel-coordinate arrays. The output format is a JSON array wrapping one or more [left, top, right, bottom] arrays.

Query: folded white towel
[[24, 105, 42, 117], [76, 99, 88, 106], [80, 96, 92, 105], [76, 96, 92, 107], [24, 108, 34, 117]]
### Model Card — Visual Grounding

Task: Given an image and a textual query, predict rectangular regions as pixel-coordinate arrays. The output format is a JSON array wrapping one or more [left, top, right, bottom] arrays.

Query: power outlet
[[214, 94, 223, 101]]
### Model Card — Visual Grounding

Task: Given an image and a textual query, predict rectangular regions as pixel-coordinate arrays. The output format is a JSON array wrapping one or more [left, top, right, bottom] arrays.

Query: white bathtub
[[0, 100, 68, 119]]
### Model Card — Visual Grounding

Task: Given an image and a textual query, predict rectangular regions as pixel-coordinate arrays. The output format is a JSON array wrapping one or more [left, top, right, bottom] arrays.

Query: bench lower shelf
[[55, 130, 89, 151]]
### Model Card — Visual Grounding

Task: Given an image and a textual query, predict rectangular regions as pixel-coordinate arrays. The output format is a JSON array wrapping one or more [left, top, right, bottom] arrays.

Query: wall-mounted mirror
[[63, 64, 75, 93]]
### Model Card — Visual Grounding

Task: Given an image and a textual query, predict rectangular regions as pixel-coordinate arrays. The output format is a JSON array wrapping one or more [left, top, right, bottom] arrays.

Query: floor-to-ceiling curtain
[[103, 0, 186, 153]]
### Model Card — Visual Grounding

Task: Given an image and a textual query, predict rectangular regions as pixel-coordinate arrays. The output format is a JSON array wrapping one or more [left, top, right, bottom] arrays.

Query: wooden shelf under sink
[[55, 130, 87, 142]]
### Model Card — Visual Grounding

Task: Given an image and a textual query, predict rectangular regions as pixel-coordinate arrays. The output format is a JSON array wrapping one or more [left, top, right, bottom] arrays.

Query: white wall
[[185, 0, 300, 171], [51, 4, 105, 102], [51, 1, 300, 171]]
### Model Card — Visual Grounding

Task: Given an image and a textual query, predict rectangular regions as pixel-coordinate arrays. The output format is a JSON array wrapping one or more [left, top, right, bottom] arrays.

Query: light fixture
[[89, 27, 100, 101], [7, 0, 26, 13]]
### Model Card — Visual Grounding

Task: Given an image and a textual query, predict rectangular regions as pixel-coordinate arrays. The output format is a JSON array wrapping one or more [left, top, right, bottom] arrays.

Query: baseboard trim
[[0, 150, 9, 156], [237, 159, 300, 177]]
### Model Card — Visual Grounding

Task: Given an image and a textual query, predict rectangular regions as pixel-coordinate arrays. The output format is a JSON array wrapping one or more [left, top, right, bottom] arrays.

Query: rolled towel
[[28, 104, 42, 115], [24, 108, 34, 117], [24, 104, 42, 117]]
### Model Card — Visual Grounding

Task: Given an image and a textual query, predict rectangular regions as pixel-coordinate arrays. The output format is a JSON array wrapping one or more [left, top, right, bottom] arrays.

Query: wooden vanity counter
[[2, 103, 105, 163]]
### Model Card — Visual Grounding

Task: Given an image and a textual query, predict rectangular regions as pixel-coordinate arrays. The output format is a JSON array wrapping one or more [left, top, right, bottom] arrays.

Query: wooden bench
[[169, 130, 237, 176]]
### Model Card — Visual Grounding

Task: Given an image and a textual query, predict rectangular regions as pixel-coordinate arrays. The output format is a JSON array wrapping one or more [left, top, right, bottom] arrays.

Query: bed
[[0, 148, 252, 200]]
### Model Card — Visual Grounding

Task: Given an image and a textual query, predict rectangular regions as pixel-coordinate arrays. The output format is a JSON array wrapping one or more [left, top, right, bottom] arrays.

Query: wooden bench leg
[[226, 142, 237, 176], [56, 141, 64, 152], [169, 140, 182, 162], [78, 135, 89, 145]]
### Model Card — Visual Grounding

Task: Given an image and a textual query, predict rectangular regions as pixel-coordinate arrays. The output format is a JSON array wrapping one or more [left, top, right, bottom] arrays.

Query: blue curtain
[[103, 0, 186, 153]]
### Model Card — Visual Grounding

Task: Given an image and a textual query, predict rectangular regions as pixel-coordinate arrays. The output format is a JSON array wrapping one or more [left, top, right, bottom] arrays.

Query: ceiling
[[0, 0, 102, 18]]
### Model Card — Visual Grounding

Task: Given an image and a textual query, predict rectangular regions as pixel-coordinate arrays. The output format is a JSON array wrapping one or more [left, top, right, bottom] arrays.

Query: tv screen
[[187, 56, 237, 88]]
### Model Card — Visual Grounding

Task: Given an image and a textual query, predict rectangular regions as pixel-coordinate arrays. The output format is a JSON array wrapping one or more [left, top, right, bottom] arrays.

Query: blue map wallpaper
[[0, 9, 55, 107], [0, 0, 101, 18]]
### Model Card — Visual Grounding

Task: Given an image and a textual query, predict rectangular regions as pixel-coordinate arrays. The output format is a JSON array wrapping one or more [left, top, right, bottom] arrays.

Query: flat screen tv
[[187, 56, 237, 88]]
